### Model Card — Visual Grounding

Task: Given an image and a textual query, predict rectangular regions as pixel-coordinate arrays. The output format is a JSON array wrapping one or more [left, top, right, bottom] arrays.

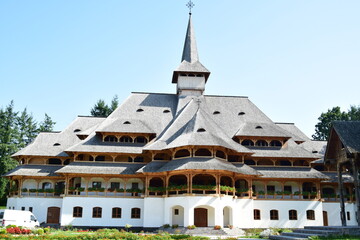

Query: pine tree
[[38, 113, 56, 132], [90, 95, 119, 117]]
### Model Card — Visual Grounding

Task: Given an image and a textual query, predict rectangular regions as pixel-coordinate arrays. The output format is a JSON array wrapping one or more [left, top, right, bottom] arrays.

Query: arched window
[[48, 158, 62, 165], [257, 159, 274, 166], [215, 150, 226, 159], [136, 108, 144, 112], [241, 140, 254, 146], [238, 112, 245, 116], [174, 149, 191, 158], [134, 136, 147, 144], [244, 159, 256, 165], [134, 156, 144, 162], [163, 109, 170, 113], [154, 153, 171, 161], [278, 160, 291, 166], [112, 207, 122, 218], [92, 207, 102, 218], [270, 140, 282, 147], [95, 156, 105, 161], [104, 135, 118, 142], [119, 136, 133, 143], [194, 148, 212, 157], [73, 207, 83, 218], [213, 111, 220, 115], [289, 210, 297, 220], [131, 208, 141, 219], [255, 126, 263, 129], [306, 210, 315, 220], [64, 159, 70, 165], [255, 140, 268, 147], [228, 155, 240, 162], [197, 128, 206, 132], [270, 210, 279, 220], [42, 182, 52, 189], [254, 209, 261, 220]]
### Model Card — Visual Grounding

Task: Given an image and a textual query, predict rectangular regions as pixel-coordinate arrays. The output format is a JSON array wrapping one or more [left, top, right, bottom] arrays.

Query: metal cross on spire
[[186, 0, 195, 15]]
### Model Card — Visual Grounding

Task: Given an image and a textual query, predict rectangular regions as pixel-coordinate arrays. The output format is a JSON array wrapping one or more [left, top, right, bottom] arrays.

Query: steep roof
[[275, 123, 310, 142], [331, 121, 360, 154], [235, 122, 291, 138], [145, 97, 252, 153], [13, 116, 105, 157], [172, 15, 210, 83]]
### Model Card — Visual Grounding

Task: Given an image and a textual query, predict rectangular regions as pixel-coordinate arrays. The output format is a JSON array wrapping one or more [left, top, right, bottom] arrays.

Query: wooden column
[[351, 155, 360, 226], [249, 179, 253, 199], [337, 162, 347, 226], [316, 182, 321, 200], [216, 174, 220, 195], [145, 176, 149, 196]]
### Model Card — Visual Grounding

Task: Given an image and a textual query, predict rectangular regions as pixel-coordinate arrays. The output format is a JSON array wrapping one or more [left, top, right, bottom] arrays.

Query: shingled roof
[[145, 97, 252, 153], [253, 166, 329, 179], [13, 116, 105, 157], [332, 121, 360, 154], [235, 122, 292, 138], [147, 157, 259, 175], [56, 162, 145, 175], [3, 165, 62, 177]]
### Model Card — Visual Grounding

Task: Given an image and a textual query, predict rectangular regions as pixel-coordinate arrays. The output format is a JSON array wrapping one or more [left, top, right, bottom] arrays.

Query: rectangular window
[[111, 182, 120, 190], [174, 209, 179, 215], [267, 185, 275, 192], [92, 182, 102, 188], [254, 209, 261, 220], [29, 207, 33, 212], [307, 210, 315, 220], [132, 182, 139, 189], [270, 210, 279, 220], [131, 208, 141, 219], [92, 207, 102, 218], [21, 207, 25, 211], [347, 211, 351, 221], [73, 207, 83, 218], [112, 208, 122, 218], [289, 210, 297, 220]]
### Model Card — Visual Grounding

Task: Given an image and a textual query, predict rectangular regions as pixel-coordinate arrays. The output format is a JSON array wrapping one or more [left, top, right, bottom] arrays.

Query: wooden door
[[323, 211, 328, 226], [47, 207, 60, 224], [194, 208, 208, 227]]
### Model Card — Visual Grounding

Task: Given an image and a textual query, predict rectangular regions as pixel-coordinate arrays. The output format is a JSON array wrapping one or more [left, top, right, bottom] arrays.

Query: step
[[282, 232, 322, 238], [293, 229, 339, 235], [304, 226, 349, 231], [269, 235, 307, 240]]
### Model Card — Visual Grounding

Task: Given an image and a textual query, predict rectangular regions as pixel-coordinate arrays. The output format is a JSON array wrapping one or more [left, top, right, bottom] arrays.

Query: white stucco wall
[[7, 197, 63, 224], [253, 200, 323, 228], [322, 202, 357, 226], [61, 197, 144, 227]]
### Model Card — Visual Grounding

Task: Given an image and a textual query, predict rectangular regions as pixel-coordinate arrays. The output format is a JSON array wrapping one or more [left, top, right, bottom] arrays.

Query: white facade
[[6, 195, 357, 228]]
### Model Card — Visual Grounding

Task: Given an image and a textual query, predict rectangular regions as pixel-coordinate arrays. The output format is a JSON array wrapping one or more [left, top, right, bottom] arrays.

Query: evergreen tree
[[0, 101, 56, 202], [90, 95, 119, 117], [38, 113, 56, 132], [312, 106, 360, 141]]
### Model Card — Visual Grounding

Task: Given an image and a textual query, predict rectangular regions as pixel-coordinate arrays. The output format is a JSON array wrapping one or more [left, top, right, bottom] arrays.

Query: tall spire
[[172, 10, 210, 85], [181, 14, 199, 64]]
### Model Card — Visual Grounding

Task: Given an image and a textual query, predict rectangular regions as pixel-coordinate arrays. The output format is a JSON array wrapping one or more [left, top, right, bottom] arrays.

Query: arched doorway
[[47, 207, 60, 224], [171, 205, 184, 226], [194, 208, 208, 227], [223, 206, 232, 227]]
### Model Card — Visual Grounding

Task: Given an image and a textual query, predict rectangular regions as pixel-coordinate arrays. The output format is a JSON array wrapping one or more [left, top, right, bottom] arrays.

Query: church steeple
[[172, 10, 210, 96]]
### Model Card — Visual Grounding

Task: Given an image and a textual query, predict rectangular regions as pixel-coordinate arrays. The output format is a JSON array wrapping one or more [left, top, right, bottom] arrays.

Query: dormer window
[[213, 111, 220, 115], [188, 74, 195, 77], [163, 110, 170, 113], [312, 151, 318, 153], [53, 143, 61, 146], [255, 126, 263, 129], [197, 128, 206, 132], [123, 121, 131, 124], [238, 112, 245, 116], [136, 108, 144, 112], [74, 129, 81, 133]]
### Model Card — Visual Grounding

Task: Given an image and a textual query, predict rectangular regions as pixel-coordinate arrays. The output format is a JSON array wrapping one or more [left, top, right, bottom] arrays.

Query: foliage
[[167, 185, 187, 191], [213, 225, 221, 230], [187, 225, 196, 229], [219, 186, 235, 192], [148, 187, 166, 192], [90, 95, 119, 117], [0, 101, 55, 201], [192, 185, 216, 190], [312, 105, 360, 140]]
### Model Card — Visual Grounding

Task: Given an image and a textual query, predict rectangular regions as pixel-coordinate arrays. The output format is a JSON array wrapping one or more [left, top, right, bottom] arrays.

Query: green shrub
[[171, 234, 191, 239], [163, 224, 170, 228], [37, 228, 44, 235], [0, 228, 6, 234], [171, 224, 179, 229]]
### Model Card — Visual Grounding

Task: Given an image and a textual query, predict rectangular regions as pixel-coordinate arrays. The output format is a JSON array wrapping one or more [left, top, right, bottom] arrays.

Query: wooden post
[[351, 155, 360, 226], [337, 162, 347, 226]]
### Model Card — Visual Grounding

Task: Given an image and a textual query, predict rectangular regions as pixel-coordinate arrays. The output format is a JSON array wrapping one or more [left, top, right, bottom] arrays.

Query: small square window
[[21, 207, 25, 211], [174, 209, 179, 215], [29, 207, 33, 212]]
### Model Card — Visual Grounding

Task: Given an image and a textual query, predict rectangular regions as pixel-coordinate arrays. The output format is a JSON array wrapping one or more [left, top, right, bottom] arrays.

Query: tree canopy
[[0, 101, 55, 203], [90, 95, 119, 117], [312, 105, 360, 141]]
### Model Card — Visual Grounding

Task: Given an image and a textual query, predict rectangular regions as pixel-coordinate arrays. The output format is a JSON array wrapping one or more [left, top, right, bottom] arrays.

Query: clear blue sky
[[1, 1, 359, 138]]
